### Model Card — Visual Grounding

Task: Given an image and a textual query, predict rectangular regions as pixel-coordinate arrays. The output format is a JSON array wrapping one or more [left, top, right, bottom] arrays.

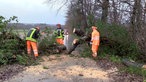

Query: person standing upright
[[54, 24, 64, 45], [26, 26, 40, 59], [91, 26, 100, 58]]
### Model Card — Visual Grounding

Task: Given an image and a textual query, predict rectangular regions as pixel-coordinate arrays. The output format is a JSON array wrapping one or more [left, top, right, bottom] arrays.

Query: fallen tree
[[67, 28, 120, 54], [122, 58, 146, 69]]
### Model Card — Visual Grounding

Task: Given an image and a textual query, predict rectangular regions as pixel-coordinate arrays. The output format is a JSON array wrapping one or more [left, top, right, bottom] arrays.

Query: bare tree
[[65, 0, 97, 31], [101, 0, 109, 23], [47, 0, 146, 57]]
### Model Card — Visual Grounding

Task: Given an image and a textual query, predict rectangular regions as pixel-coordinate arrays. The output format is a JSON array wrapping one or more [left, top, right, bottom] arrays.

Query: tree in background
[[101, 0, 109, 23], [47, 0, 146, 60], [130, 0, 146, 58]]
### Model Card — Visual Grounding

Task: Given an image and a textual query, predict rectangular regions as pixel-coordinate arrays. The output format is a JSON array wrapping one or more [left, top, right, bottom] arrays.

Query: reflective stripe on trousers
[[26, 40, 38, 57]]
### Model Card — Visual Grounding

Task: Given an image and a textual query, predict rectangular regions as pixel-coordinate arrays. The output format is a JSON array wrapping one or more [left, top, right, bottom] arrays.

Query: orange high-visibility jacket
[[91, 30, 100, 45]]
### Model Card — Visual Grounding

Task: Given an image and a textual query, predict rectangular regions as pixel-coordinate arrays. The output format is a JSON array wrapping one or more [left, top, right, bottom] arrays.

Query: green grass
[[120, 66, 146, 78], [109, 55, 121, 63]]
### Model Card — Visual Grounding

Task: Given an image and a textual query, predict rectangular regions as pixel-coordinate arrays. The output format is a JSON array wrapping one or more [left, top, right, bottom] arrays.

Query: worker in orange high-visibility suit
[[91, 26, 100, 58], [26, 26, 40, 59], [54, 24, 64, 45]]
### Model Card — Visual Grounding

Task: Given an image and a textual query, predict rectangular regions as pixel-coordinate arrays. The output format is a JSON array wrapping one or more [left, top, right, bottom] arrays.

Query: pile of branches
[[38, 35, 66, 54], [0, 32, 26, 65], [68, 28, 138, 57]]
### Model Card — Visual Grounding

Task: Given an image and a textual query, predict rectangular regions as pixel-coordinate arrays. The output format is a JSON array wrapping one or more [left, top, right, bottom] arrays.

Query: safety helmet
[[36, 26, 40, 30], [56, 24, 61, 28], [92, 26, 97, 29]]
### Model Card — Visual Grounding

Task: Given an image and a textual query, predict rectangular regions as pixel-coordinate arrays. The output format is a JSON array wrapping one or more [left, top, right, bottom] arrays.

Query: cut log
[[67, 42, 79, 54], [68, 28, 121, 55], [122, 58, 145, 69], [73, 28, 85, 37]]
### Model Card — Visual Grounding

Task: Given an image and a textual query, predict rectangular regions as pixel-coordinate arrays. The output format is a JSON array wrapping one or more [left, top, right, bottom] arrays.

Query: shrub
[[96, 21, 140, 60], [38, 27, 56, 54], [0, 16, 30, 65], [80, 44, 92, 58]]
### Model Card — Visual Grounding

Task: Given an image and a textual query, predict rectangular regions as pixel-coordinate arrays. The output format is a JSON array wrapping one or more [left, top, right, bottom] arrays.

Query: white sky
[[0, 0, 67, 24]]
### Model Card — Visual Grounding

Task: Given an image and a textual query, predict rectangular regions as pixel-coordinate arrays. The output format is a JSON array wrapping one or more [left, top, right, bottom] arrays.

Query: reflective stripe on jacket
[[54, 28, 64, 38], [26, 28, 38, 42], [91, 30, 100, 45]]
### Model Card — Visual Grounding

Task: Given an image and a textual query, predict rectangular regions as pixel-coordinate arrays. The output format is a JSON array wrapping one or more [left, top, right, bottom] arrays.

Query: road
[[4, 55, 115, 82]]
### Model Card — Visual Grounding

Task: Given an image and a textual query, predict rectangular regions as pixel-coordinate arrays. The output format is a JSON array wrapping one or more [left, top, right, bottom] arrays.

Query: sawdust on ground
[[3, 55, 116, 82]]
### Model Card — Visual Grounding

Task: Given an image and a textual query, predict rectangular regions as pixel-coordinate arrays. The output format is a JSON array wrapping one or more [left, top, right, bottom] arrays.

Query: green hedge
[[96, 21, 140, 60]]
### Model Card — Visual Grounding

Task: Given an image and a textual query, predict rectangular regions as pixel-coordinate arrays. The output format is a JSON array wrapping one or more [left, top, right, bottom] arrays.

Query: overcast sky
[[0, 0, 67, 24]]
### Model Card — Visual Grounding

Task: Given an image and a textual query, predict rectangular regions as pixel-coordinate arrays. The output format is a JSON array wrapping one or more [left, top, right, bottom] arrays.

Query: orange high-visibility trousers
[[91, 29, 100, 57], [92, 45, 99, 54], [56, 38, 64, 45], [26, 40, 38, 57]]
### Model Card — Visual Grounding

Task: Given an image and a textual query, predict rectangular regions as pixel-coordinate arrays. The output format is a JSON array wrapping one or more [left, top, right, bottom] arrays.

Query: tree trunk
[[130, 0, 146, 58], [112, 0, 118, 24], [101, 0, 109, 23]]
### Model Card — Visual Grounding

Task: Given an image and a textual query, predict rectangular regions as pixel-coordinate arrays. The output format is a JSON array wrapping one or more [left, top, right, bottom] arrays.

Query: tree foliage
[[47, 0, 146, 60], [0, 16, 28, 65]]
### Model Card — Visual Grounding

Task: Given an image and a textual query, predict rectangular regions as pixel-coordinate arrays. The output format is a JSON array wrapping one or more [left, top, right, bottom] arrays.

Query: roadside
[[2, 55, 113, 82], [96, 57, 143, 82], [0, 54, 143, 82], [0, 64, 25, 81]]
